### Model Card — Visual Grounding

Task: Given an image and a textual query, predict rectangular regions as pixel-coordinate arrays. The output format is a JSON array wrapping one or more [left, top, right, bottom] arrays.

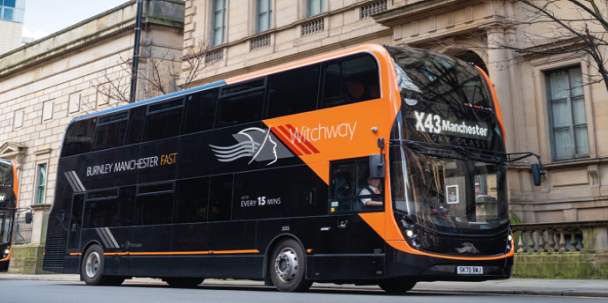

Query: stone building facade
[[183, 0, 608, 224], [0, 0, 184, 273]]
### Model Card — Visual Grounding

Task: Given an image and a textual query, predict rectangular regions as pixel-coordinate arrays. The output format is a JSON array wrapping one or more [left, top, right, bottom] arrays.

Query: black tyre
[[270, 239, 312, 292], [378, 279, 416, 294], [162, 278, 204, 288], [80, 244, 116, 286]]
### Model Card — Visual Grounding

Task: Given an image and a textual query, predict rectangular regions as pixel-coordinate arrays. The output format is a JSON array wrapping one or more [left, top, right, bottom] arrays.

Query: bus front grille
[[43, 237, 66, 269]]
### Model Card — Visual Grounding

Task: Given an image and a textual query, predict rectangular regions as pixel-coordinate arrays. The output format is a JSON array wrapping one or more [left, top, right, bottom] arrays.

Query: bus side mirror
[[25, 212, 33, 224], [531, 163, 544, 186], [369, 154, 385, 179]]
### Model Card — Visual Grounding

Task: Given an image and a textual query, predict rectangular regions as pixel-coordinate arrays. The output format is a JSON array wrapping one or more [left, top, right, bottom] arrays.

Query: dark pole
[[130, 0, 144, 103]]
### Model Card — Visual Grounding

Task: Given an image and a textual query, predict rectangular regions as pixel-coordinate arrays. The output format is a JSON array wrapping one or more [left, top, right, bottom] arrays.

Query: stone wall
[[0, 0, 184, 273]]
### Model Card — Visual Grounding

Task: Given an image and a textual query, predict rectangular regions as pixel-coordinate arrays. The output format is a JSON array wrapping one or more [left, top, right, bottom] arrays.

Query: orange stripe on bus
[[285, 124, 320, 153], [276, 125, 311, 154], [271, 127, 303, 156], [125, 249, 259, 256], [70, 250, 260, 257]]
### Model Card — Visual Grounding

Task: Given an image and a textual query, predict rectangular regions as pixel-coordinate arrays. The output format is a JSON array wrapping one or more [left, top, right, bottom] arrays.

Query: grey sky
[[23, 0, 132, 38]]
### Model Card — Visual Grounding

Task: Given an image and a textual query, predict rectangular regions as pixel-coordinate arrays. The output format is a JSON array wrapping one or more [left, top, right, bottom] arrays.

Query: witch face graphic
[[209, 127, 292, 165]]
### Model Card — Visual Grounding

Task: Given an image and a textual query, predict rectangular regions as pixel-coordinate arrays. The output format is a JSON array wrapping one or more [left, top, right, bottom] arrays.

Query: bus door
[[66, 194, 84, 251], [315, 159, 386, 280]]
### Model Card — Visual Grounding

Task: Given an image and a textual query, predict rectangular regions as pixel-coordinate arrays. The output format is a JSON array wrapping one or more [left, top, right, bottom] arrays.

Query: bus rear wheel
[[378, 279, 416, 294], [270, 239, 312, 292], [81, 244, 118, 286], [162, 278, 204, 288]]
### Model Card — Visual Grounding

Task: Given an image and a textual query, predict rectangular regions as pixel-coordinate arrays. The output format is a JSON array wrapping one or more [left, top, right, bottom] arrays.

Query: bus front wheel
[[270, 239, 312, 292], [378, 278, 416, 294], [81, 244, 120, 286]]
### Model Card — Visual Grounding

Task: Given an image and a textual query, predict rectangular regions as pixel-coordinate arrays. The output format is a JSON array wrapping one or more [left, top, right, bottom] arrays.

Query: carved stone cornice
[[478, 20, 509, 34], [372, 0, 484, 26]]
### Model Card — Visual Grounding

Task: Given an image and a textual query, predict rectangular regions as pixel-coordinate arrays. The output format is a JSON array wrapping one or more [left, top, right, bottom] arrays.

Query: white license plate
[[457, 266, 483, 274]]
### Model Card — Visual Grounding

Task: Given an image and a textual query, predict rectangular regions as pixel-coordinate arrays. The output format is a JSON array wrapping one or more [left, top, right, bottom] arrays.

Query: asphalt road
[[0, 280, 605, 303]]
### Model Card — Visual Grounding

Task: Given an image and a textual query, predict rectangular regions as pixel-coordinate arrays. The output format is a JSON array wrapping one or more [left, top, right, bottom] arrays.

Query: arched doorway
[[452, 50, 488, 75], [427, 38, 489, 75]]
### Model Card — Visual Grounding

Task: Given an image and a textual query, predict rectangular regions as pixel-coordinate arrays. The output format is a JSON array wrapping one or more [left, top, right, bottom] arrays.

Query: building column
[[482, 22, 516, 153]]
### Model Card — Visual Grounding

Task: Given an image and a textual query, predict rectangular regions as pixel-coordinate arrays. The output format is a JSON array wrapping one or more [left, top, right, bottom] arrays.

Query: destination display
[[398, 100, 504, 151], [413, 111, 489, 138]]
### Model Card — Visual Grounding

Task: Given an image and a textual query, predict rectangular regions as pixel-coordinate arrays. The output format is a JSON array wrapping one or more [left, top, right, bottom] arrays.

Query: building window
[[257, 0, 272, 33], [13, 110, 23, 129], [307, 0, 325, 17], [69, 92, 81, 113], [547, 66, 589, 160], [36, 163, 47, 204], [0, 0, 25, 23], [42, 101, 54, 121], [212, 0, 226, 47]]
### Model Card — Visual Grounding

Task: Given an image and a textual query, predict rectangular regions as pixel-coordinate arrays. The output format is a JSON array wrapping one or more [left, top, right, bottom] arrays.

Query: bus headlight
[[406, 229, 415, 238], [508, 234, 513, 242], [3, 248, 8, 258]]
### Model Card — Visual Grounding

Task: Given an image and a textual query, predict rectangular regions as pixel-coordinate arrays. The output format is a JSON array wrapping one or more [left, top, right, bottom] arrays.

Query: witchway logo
[[209, 127, 293, 165]]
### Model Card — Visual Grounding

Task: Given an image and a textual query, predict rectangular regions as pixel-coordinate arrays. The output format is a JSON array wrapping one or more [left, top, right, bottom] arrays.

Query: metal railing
[[13, 213, 32, 245], [511, 221, 608, 253]]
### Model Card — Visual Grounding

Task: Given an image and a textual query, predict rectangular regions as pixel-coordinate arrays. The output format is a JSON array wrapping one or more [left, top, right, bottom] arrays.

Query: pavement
[[1, 274, 607, 298]]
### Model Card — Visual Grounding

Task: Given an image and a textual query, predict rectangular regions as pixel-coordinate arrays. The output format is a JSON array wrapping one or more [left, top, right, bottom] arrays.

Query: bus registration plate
[[457, 266, 483, 274]]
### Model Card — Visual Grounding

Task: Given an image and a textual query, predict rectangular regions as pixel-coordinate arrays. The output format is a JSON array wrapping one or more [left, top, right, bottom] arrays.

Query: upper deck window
[[387, 47, 492, 109], [143, 98, 184, 142], [182, 89, 218, 134], [92, 111, 129, 151], [265, 64, 320, 119], [216, 79, 265, 128], [62, 118, 95, 157], [320, 53, 380, 109]]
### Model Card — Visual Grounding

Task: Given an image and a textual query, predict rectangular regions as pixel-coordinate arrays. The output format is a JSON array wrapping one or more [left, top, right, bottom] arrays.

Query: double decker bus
[[0, 159, 19, 271], [43, 44, 542, 292]]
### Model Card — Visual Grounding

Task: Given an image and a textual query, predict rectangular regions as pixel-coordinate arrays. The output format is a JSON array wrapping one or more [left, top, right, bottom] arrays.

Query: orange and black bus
[[43, 44, 542, 292], [0, 159, 19, 271]]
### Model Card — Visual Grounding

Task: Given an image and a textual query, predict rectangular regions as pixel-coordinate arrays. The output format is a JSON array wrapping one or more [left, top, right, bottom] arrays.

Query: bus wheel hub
[[274, 248, 298, 283], [85, 252, 100, 278]]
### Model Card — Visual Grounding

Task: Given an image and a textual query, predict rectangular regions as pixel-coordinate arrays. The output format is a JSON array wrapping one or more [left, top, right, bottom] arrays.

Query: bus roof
[[70, 80, 226, 124], [225, 43, 390, 85], [69, 44, 393, 126]]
